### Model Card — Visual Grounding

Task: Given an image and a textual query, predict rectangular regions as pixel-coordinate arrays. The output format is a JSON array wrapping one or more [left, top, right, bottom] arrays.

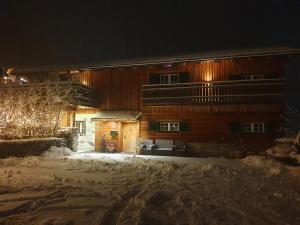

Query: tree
[[0, 77, 79, 139]]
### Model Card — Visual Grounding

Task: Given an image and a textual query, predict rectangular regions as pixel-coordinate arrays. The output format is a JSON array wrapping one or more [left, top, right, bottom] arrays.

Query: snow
[[0, 147, 300, 225], [0, 137, 65, 143], [266, 138, 300, 164], [41, 146, 75, 158]]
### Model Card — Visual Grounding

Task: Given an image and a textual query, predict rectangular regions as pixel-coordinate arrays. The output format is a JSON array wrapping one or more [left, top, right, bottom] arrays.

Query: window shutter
[[149, 74, 160, 84], [229, 74, 241, 80], [179, 72, 189, 83], [149, 121, 159, 131], [230, 122, 241, 133], [265, 123, 276, 135], [180, 122, 189, 132], [265, 73, 278, 79]]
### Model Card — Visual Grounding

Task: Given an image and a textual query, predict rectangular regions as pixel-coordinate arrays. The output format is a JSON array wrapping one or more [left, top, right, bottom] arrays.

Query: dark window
[[149, 74, 160, 84], [160, 122, 180, 132], [149, 72, 189, 85], [241, 122, 265, 133], [160, 74, 180, 84], [229, 73, 278, 80], [75, 121, 87, 136]]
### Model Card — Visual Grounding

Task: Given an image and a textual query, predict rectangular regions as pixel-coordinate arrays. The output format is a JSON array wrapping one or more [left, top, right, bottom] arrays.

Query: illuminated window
[[75, 121, 86, 136], [160, 122, 180, 132], [241, 122, 264, 133], [160, 74, 180, 84]]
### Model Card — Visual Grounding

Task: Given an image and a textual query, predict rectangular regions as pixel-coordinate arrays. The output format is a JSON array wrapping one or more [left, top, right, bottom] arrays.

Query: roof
[[91, 111, 141, 122], [13, 47, 300, 74]]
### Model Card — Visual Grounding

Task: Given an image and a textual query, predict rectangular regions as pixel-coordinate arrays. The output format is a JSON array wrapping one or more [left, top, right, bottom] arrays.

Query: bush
[[0, 138, 67, 158]]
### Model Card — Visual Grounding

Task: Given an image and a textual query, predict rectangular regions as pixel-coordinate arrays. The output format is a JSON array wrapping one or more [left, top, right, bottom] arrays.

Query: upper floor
[[72, 55, 287, 111], [9, 47, 300, 113]]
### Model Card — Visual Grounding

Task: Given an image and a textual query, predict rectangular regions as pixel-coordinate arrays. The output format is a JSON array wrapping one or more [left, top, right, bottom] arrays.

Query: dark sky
[[0, 0, 300, 68]]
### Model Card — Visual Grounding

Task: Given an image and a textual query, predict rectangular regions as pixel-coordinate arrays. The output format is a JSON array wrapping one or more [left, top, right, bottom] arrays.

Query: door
[[122, 122, 139, 153]]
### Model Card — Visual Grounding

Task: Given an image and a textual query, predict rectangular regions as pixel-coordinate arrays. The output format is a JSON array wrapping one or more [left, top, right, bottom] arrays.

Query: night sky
[[0, 0, 300, 68]]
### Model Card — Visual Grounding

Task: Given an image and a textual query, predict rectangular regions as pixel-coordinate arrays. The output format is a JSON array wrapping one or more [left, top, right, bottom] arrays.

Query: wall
[[71, 56, 286, 152], [72, 56, 285, 112]]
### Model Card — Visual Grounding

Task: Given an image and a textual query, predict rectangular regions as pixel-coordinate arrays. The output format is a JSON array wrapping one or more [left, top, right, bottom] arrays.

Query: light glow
[[111, 122, 118, 130], [204, 73, 212, 82]]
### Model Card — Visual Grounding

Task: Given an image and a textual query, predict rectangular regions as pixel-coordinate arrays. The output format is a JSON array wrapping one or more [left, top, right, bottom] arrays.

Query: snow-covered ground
[[0, 148, 300, 225]]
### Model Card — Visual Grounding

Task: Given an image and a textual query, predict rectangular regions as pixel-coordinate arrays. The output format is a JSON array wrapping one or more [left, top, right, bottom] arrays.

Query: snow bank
[[275, 138, 296, 145], [41, 146, 74, 158], [78, 142, 94, 152], [242, 156, 283, 175], [0, 157, 21, 167], [0, 156, 41, 167], [266, 144, 297, 158], [265, 140, 299, 166]]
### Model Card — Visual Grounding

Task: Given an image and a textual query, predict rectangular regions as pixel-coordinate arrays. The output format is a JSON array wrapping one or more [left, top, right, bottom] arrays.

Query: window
[[241, 74, 265, 80], [241, 122, 264, 133], [229, 74, 266, 80], [75, 121, 86, 136], [160, 122, 180, 132], [149, 72, 189, 84], [160, 73, 180, 84]]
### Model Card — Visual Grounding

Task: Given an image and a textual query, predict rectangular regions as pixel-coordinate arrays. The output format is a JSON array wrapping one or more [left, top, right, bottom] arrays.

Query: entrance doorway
[[122, 122, 139, 153]]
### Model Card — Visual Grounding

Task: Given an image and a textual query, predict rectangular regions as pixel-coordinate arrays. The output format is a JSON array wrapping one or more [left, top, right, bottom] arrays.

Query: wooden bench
[[140, 139, 188, 156], [174, 140, 188, 156], [154, 139, 188, 156], [154, 139, 174, 155]]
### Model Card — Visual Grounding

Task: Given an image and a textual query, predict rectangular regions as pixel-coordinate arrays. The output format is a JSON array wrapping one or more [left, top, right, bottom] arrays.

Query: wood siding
[[73, 56, 285, 112], [140, 112, 281, 142], [71, 56, 286, 151]]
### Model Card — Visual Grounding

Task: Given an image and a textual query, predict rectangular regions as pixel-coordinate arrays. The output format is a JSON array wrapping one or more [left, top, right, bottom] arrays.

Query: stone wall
[[0, 138, 67, 158], [187, 142, 235, 157]]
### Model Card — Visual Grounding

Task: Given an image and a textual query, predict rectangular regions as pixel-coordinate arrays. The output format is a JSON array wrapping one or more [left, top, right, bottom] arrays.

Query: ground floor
[[0, 151, 300, 225], [61, 110, 282, 155]]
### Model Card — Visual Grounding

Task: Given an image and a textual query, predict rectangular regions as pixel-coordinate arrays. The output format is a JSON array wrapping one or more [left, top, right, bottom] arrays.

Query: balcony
[[142, 78, 286, 106]]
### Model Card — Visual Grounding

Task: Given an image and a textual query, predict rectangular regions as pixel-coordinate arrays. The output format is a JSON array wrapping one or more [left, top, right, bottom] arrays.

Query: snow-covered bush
[[0, 77, 79, 139]]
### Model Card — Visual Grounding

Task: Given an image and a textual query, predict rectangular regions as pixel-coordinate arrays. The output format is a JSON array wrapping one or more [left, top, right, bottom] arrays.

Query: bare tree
[[0, 77, 79, 139]]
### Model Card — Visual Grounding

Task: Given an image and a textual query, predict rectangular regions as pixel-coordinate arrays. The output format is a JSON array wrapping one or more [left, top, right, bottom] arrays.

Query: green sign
[[110, 131, 118, 137]]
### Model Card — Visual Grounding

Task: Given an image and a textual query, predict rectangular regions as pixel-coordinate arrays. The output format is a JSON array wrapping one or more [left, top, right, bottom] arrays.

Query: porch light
[[204, 74, 212, 82]]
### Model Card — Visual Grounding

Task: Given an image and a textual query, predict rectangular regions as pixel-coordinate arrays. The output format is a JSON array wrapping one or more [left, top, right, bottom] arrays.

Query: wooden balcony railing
[[142, 78, 286, 106]]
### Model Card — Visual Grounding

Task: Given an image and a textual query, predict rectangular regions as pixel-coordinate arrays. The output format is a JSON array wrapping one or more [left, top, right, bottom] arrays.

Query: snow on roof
[[91, 111, 141, 122], [14, 46, 300, 74]]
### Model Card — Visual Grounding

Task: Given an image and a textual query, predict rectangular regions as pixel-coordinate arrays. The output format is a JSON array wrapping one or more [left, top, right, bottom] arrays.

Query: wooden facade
[[66, 55, 289, 153]]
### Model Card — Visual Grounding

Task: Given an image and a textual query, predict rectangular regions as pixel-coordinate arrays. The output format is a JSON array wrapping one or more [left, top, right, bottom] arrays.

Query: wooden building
[[13, 48, 300, 155]]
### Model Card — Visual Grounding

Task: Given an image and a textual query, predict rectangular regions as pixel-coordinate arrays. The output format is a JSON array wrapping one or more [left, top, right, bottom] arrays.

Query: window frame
[[241, 122, 265, 133], [240, 74, 265, 80], [159, 73, 180, 84], [159, 121, 180, 132], [75, 121, 87, 136]]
